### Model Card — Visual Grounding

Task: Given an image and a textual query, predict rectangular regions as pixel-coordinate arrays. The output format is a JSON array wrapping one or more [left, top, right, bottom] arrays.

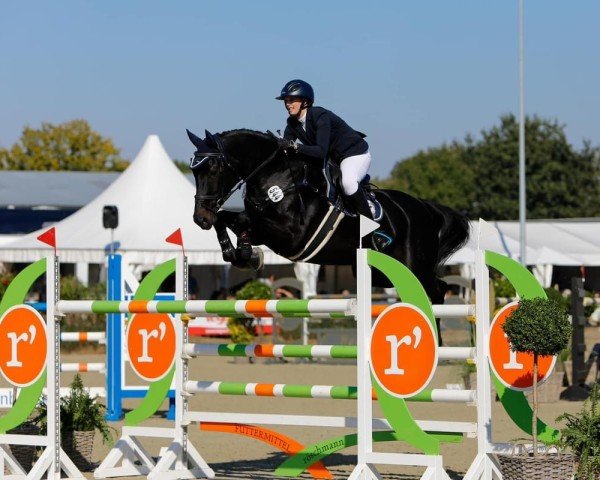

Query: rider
[[275, 79, 392, 250]]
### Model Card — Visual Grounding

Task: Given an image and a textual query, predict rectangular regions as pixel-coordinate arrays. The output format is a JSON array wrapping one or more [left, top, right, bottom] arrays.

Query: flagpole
[[518, 0, 527, 266]]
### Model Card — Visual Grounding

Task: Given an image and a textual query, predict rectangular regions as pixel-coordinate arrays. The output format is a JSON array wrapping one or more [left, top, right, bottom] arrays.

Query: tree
[[470, 114, 600, 219], [380, 142, 475, 214], [383, 115, 600, 219], [173, 159, 190, 173], [0, 120, 128, 171]]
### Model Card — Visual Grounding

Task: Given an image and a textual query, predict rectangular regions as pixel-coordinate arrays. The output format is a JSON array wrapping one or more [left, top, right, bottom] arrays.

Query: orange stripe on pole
[[79, 332, 88, 343], [246, 300, 271, 317], [79, 363, 88, 372], [128, 300, 149, 313], [371, 304, 387, 317], [254, 344, 274, 357], [255, 383, 276, 396], [200, 422, 332, 479]]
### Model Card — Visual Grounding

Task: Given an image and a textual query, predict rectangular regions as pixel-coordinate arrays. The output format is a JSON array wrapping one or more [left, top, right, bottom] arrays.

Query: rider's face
[[284, 97, 305, 118]]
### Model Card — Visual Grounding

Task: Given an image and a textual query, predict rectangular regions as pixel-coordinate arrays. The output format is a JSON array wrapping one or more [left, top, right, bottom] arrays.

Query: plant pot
[[5, 421, 40, 473], [61, 430, 95, 471], [496, 452, 574, 480]]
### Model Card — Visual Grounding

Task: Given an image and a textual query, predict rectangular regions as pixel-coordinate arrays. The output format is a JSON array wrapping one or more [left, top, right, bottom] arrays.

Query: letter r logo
[[127, 313, 176, 381]]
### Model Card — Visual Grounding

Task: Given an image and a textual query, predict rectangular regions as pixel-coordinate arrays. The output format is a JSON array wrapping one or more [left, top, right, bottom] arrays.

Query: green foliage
[[173, 159, 189, 172], [543, 287, 571, 314], [0, 271, 15, 299], [503, 298, 571, 357], [382, 142, 475, 213], [33, 374, 114, 444], [556, 383, 600, 479], [227, 280, 274, 343], [60, 276, 89, 300], [226, 317, 254, 344], [235, 280, 274, 300], [0, 120, 128, 171], [382, 114, 600, 219], [492, 275, 516, 298]]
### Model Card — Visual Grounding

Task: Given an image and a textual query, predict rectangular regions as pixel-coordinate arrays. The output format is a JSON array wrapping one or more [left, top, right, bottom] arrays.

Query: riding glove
[[277, 138, 298, 154]]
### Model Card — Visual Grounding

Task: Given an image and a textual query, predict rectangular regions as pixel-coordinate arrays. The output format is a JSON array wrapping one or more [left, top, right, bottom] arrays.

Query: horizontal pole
[[60, 362, 105, 373], [184, 343, 357, 359], [60, 331, 105, 343], [56, 299, 475, 318], [184, 343, 475, 361], [184, 381, 475, 403], [56, 299, 354, 317], [184, 411, 477, 434]]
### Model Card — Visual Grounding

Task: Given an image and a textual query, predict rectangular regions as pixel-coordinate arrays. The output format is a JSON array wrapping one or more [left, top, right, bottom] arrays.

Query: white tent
[[446, 219, 600, 287], [0, 135, 289, 267]]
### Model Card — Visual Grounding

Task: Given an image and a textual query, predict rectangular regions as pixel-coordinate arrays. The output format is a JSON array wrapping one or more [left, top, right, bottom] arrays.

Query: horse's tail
[[427, 202, 470, 268]]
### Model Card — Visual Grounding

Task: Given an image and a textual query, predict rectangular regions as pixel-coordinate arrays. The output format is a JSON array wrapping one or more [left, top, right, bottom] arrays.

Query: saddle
[[323, 161, 383, 221]]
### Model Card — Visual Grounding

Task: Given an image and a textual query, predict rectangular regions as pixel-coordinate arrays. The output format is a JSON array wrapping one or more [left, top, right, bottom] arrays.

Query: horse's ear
[[186, 129, 207, 149], [204, 130, 217, 148]]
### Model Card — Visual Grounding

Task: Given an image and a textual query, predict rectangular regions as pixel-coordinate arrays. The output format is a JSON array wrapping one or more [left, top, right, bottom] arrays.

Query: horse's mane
[[219, 128, 275, 142]]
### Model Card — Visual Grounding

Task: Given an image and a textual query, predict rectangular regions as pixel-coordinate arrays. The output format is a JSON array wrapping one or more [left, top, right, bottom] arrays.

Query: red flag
[[166, 228, 186, 256], [37, 227, 56, 251], [165, 228, 183, 246]]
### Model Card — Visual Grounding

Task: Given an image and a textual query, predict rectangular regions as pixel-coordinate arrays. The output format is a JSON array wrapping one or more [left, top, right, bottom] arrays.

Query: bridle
[[189, 135, 282, 215]]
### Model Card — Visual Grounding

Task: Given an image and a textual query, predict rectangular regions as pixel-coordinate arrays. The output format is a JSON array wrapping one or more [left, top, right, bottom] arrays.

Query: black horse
[[187, 128, 469, 307]]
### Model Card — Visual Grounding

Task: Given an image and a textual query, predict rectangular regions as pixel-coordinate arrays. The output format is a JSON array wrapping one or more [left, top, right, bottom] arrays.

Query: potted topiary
[[556, 382, 600, 479], [33, 374, 114, 471], [228, 280, 274, 362], [498, 297, 573, 479]]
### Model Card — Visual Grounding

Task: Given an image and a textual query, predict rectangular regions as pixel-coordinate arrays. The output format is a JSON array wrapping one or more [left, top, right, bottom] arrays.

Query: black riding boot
[[347, 190, 392, 251]]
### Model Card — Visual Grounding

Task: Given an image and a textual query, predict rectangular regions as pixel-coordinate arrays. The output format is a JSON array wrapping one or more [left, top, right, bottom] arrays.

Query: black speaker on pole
[[103, 205, 119, 229]]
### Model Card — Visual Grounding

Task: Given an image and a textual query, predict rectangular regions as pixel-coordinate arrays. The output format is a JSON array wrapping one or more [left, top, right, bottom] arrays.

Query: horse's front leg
[[214, 211, 237, 263], [216, 211, 263, 270]]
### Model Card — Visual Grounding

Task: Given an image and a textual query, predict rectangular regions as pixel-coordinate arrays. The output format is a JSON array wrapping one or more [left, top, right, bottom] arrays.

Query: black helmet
[[276, 79, 314, 103]]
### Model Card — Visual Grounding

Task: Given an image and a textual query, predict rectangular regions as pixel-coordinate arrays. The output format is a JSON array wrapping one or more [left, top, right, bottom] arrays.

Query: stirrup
[[372, 231, 393, 251]]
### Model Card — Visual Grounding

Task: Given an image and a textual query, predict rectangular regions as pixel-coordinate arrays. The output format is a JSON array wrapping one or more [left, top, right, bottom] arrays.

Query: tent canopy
[[0, 136, 289, 266], [447, 219, 600, 266]]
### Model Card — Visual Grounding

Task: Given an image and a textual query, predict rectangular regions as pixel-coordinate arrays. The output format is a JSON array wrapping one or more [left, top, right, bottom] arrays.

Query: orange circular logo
[[489, 302, 556, 391], [126, 313, 176, 382], [370, 303, 438, 398], [0, 305, 47, 387]]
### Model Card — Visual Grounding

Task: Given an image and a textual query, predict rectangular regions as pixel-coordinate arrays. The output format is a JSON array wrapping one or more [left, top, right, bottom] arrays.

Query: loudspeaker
[[103, 205, 119, 229]]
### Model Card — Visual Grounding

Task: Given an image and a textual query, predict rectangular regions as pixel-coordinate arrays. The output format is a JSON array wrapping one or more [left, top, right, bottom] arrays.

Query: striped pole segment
[[60, 331, 105, 343], [56, 299, 354, 317], [184, 343, 357, 359], [57, 300, 474, 318], [184, 343, 475, 361], [60, 363, 106, 373], [184, 381, 475, 403]]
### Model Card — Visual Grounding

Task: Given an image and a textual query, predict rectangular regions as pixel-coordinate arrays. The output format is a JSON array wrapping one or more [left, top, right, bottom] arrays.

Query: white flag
[[477, 218, 498, 251], [359, 215, 380, 241]]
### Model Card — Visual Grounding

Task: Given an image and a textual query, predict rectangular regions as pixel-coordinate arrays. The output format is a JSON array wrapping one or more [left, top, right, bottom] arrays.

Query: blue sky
[[1, 1, 598, 178]]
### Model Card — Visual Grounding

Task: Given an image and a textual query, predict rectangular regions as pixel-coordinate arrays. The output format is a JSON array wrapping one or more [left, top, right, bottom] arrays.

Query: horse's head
[[187, 128, 280, 229]]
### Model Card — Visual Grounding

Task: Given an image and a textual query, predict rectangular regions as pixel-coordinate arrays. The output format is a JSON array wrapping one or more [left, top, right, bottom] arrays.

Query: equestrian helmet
[[276, 79, 314, 103]]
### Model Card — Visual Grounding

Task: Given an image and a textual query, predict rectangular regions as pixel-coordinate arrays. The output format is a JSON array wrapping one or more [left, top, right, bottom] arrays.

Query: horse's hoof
[[249, 247, 264, 270]]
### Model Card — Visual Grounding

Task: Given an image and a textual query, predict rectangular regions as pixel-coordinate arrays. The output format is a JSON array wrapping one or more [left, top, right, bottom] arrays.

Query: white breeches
[[340, 150, 372, 195]]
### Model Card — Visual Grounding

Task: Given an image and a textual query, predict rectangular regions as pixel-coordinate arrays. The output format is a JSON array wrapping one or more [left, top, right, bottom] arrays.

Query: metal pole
[[518, 0, 527, 265]]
